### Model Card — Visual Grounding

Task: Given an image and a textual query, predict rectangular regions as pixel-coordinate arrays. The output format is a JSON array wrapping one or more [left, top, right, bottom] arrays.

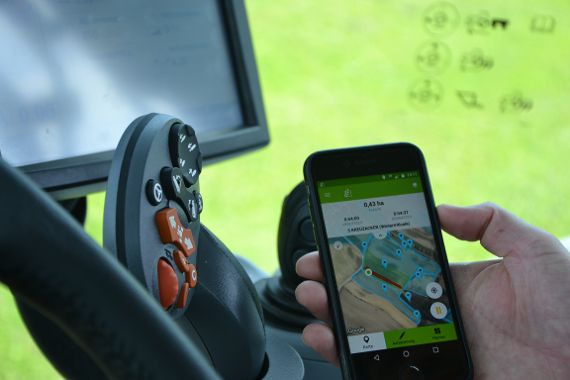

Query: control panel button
[[176, 282, 190, 309], [194, 191, 203, 214], [189, 198, 198, 221], [146, 180, 163, 205], [161, 166, 186, 199], [169, 123, 201, 185], [186, 264, 198, 288], [157, 259, 179, 310], [160, 167, 198, 221], [155, 208, 197, 257], [179, 228, 196, 257], [173, 249, 190, 273]]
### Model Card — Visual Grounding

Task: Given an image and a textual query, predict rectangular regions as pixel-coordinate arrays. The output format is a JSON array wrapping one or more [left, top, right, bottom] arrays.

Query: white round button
[[425, 282, 443, 299], [430, 302, 448, 319]]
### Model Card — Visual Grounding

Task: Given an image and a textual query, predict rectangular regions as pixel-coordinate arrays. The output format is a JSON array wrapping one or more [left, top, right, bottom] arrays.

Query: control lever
[[256, 182, 317, 327]]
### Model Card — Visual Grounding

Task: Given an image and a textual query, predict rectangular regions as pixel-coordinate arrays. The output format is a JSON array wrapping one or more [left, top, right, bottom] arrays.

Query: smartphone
[[304, 143, 473, 379]]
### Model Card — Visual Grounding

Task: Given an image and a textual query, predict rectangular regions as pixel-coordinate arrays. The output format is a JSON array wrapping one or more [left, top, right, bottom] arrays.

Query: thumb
[[437, 203, 561, 259]]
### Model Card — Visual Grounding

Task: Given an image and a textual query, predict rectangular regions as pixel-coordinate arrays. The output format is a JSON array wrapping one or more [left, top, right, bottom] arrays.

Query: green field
[[1, 0, 569, 377]]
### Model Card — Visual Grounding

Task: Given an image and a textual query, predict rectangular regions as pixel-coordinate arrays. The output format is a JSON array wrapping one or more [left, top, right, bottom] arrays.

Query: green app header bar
[[317, 171, 423, 203]]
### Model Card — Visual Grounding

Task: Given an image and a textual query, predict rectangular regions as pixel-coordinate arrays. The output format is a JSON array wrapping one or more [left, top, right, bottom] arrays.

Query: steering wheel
[[0, 159, 221, 379]]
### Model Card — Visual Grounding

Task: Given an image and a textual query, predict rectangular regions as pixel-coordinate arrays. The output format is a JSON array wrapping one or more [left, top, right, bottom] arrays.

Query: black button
[[194, 191, 203, 214], [161, 167, 185, 200], [299, 217, 314, 243], [169, 123, 201, 185], [399, 365, 424, 380], [160, 167, 197, 222], [146, 180, 163, 205], [189, 198, 198, 221]]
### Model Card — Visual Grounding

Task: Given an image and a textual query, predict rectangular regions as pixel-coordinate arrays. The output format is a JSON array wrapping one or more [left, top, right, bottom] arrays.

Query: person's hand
[[295, 203, 570, 379]]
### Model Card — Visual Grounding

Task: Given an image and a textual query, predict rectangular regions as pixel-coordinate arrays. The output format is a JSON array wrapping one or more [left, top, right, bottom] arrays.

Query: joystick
[[104, 113, 202, 317], [104, 113, 270, 380], [256, 182, 317, 327], [256, 182, 342, 379]]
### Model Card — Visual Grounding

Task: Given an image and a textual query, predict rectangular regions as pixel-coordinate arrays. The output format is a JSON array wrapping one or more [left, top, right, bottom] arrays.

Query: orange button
[[185, 264, 198, 288], [176, 282, 190, 309], [157, 259, 179, 310], [155, 208, 197, 257], [173, 249, 190, 273], [179, 228, 196, 257]]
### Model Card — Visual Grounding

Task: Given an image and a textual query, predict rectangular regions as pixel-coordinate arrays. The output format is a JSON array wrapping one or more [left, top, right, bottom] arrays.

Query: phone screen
[[317, 170, 461, 368]]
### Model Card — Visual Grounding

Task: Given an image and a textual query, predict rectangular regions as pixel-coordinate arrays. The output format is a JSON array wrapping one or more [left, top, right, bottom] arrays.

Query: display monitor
[[0, 0, 268, 199]]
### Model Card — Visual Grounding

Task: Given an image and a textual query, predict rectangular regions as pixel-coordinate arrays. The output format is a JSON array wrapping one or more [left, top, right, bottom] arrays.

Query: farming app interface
[[317, 171, 457, 355]]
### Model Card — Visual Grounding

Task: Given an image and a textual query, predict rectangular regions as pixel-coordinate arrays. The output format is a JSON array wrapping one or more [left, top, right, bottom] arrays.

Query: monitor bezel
[[13, 0, 269, 200]]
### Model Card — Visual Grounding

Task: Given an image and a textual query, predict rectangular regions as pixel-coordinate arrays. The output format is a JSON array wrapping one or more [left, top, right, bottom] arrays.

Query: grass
[[1, 0, 569, 377]]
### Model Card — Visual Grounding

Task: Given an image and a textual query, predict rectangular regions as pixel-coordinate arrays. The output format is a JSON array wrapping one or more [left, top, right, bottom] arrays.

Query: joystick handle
[[104, 113, 266, 379], [257, 181, 317, 328], [277, 182, 317, 289]]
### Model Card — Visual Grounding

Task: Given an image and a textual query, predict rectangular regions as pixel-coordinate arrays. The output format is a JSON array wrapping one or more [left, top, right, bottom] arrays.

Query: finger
[[302, 323, 339, 366], [438, 203, 558, 258], [295, 280, 331, 324], [296, 251, 324, 282]]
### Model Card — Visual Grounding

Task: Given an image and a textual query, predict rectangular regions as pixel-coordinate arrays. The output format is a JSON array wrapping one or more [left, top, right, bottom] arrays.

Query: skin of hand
[[295, 203, 570, 379]]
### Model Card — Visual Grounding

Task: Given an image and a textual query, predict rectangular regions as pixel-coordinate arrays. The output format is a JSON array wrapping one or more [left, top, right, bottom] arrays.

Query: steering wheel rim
[[0, 159, 221, 379]]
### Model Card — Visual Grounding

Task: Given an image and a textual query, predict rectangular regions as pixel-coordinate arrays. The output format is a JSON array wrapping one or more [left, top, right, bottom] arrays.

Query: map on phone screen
[[319, 171, 458, 353]]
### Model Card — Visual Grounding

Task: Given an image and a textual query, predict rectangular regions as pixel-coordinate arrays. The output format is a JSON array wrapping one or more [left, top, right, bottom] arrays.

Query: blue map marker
[[405, 291, 412, 302], [381, 258, 388, 268], [381, 283, 388, 292], [395, 249, 402, 257], [407, 239, 414, 248], [398, 232, 404, 240], [362, 241, 368, 249], [413, 310, 421, 319], [414, 267, 424, 279]]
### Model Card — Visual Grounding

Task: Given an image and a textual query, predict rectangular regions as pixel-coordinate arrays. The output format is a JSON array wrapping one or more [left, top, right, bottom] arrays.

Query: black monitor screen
[[0, 0, 268, 197]]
